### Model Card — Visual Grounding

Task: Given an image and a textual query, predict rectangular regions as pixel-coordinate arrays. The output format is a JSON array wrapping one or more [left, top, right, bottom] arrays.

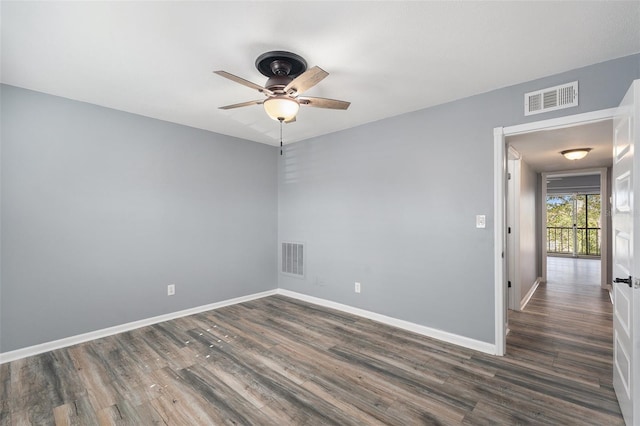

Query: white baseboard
[[0, 289, 278, 364], [276, 289, 497, 355], [1, 287, 499, 363], [520, 277, 542, 311]]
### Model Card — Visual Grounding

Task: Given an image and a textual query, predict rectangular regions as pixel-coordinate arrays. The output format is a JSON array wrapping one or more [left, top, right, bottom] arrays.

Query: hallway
[[546, 256, 601, 286], [506, 256, 623, 423]]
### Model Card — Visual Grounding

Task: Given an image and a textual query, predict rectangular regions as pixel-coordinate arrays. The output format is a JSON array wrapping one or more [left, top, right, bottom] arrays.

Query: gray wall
[[2, 54, 638, 353], [278, 54, 640, 344], [1, 85, 278, 352], [518, 160, 538, 304]]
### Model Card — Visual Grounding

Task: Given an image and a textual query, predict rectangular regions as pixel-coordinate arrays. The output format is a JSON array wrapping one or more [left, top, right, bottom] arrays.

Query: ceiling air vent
[[524, 81, 578, 116], [281, 241, 304, 278]]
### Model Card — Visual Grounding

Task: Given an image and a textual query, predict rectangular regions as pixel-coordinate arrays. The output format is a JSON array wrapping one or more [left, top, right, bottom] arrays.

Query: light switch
[[476, 215, 486, 228]]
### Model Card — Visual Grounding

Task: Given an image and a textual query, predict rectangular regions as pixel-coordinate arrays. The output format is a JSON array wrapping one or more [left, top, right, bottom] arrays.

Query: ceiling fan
[[214, 51, 350, 123]]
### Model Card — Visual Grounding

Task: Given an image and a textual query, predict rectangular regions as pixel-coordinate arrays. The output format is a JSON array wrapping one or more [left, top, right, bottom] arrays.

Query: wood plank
[[52, 397, 100, 426], [1, 257, 624, 424]]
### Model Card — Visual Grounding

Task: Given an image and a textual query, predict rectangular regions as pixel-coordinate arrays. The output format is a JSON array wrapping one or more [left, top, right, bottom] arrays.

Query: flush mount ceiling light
[[561, 148, 592, 160]]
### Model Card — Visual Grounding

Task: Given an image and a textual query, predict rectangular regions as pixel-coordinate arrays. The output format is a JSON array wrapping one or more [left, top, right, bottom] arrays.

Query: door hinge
[[508, 227, 511, 234], [508, 173, 512, 180], [508, 281, 512, 288]]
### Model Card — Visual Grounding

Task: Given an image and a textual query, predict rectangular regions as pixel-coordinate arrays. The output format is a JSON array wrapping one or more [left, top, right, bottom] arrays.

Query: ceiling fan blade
[[283, 66, 329, 95], [219, 99, 264, 110], [299, 96, 350, 110], [214, 71, 273, 95]]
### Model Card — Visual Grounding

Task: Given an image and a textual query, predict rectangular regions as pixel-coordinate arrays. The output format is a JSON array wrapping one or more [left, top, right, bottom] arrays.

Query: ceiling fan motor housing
[[270, 60, 291, 76], [265, 75, 292, 92], [255, 51, 307, 78]]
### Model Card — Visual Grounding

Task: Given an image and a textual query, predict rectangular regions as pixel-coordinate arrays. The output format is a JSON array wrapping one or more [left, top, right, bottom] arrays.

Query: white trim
[[520, 277, 542, 311], [494, 127, 507, 356], [599, 169, 610, 289], [0, 287, 499, 363], [277, 289, 497, 355], [508, 158, 522, 311], [0, 289, 278, 364], [503, 108, 617, 136], [508, 145, 522, 160], [541, 171, 549, 283], [495, 107, 617, 359]]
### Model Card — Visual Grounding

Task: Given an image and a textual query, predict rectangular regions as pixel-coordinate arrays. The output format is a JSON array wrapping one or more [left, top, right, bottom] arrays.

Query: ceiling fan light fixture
[[561, 148, 592, 160], [215, 51, 349, 121], [263, 96, 299, 121]]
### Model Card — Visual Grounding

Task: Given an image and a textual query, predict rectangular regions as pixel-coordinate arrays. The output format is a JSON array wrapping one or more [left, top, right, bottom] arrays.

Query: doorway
[[504, 155, 610, 315], [539, 169, 610, 290], [493, 107, 617, 355]]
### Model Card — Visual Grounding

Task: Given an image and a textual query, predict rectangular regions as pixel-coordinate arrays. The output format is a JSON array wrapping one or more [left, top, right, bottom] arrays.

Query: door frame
[[494, 107, 616, 355], [541, 167, 609, 288], [507, 147, 521, 311]]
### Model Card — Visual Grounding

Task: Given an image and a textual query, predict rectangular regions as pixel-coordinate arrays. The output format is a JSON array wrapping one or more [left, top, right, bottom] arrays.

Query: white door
[[612, 80, 640, 426]]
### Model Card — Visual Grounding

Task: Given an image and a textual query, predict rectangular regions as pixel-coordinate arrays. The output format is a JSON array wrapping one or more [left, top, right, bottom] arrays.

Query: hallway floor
[[506, 255, 622, 424], [546, 256, 601, 286]]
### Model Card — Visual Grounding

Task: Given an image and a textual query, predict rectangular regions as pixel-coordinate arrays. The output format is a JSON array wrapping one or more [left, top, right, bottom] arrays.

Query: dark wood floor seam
[[0, 257, 623, 425]]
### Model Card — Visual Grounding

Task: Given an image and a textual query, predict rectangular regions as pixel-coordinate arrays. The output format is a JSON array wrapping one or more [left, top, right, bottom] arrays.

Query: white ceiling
[[2, 1, 639, 146], [507, 120, 613, 173]]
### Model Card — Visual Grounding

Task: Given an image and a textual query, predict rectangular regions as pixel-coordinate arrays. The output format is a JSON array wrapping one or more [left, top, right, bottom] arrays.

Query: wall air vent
[[281, 241, 304, 278], [524, 81, 578, 116]]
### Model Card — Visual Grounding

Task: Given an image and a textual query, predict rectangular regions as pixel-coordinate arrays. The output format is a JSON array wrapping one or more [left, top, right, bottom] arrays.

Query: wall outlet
[[167, 284, 175, 296], [476, 214, 486, 228], [355, 282, 361, 293]]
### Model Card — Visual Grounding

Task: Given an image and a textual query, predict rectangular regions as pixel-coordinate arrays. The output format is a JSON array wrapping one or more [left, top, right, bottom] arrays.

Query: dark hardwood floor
[[1, 261, 623, 424]]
